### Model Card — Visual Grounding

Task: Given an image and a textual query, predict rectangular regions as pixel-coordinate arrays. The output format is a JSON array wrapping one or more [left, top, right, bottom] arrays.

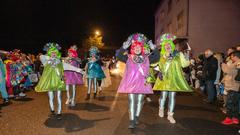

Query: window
[[167, 22, 172, 33], [177, 10, 184, 31], [168, 0, 172, 14], [160, 10, 165, 20]]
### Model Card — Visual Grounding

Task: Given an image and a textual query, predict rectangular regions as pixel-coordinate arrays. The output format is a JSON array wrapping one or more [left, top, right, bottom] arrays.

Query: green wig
[[158, 33, 176, 55], [160, 40, 175, 55], [43, 42, 61, 58]]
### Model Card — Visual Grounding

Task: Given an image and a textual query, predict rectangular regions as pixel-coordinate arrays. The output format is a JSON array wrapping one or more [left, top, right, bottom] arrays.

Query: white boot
[[71, 100, 76, 107], [158, 108, 164, 118], [98, 87, 102, 94], [167, 112, 176, 124], [65, 98, 71, 105], [19, 92, 26, 97], [146, 97, 152, 102]]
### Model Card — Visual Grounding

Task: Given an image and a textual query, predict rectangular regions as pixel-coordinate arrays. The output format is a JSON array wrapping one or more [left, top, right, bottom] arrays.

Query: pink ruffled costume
[[64, 60, 83, 85], [118, 57, 153, 94]]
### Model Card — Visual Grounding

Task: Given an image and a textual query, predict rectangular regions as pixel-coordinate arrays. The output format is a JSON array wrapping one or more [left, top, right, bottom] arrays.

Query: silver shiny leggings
[[66, 84, 76, 102], [159, 91, 176, 113], [128, 94, 145, 120], [48, 91, 62, 114], [87, 78, 97, 94]]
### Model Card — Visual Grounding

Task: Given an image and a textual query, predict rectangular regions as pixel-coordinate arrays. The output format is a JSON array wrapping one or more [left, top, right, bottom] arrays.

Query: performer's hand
[[186, 42, 191, 51], [158, 72, 163, 80], [122, 41, 131, 49], [148, 40, 156, 50]]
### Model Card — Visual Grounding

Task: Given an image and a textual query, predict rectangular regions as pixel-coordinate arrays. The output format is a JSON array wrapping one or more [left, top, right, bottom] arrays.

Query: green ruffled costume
[[35, 62, 65, 92], [153, 52, 192, 92]]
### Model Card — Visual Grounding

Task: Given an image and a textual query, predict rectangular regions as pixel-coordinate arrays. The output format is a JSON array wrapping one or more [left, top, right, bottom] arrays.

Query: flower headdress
[[158, 33, 176, 55], [68, 45, 78, 58], [43, 42, 61, 58], [129, 33, 148, 55]]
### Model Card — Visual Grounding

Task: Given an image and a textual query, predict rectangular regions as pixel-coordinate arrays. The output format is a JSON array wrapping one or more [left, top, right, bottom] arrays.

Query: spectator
[[195, 54, 205, 90], [214, 52, 224, 98], [236, 45, 240, 51], [221, 51, 240, 125], [202, 49, 218, 104], [34, 53, 43, 77], [225, 47, 236, 63], [221, 47, 236, 113]]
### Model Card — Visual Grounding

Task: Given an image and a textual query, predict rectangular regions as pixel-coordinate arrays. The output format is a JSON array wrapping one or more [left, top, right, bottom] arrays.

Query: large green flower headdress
[[158, 33, 176, 55], [43, 42, 61, 58]]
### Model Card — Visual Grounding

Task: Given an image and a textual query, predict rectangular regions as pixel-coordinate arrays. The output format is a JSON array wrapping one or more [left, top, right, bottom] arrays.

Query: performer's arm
[[116, 47, 128, 63], [179, 52, 190, 68], [85, 63, 88, 75], [63, 62, 85, 74], [149, 48, 160, 64]]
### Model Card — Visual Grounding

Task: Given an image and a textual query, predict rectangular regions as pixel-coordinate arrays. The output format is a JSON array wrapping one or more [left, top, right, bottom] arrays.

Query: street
[[0, 73, 239, 135]]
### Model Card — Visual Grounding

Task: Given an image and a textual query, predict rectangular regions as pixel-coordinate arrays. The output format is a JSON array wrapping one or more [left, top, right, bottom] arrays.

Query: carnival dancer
[[35, 43, 65, 120], [8, 50, 28, 98], [0, 55, 9, 103], [100, 58, 112, 90], [85, 46, 105, 100], [4, 56, 14, 98], [116, 33, 160, 129], [64, 45, 83, 107], [153, 33, 192, 124], [96, 57, 104, 93], [221, 51, 240, 125], [4, 50, 26, 98]]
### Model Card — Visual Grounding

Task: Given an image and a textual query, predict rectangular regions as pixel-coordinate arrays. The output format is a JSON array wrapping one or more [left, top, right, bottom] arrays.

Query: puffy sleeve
[[40, 55, 50, 66], [179, 52, 190, 68]]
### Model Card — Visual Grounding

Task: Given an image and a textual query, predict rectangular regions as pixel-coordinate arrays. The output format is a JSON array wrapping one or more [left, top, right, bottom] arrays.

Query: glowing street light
[[95, 30, 100, 36]]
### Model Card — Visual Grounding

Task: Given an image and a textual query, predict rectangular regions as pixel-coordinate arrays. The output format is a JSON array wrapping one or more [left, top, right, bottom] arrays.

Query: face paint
[[133, 45, 142, 55], [164, 43, 172, 53]]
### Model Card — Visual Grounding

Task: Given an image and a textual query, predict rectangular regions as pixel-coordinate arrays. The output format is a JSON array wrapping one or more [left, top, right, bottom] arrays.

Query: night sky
[[1, 0, 161, 54]]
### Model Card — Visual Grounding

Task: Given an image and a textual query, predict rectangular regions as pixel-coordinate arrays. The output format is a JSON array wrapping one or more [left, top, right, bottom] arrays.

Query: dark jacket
[[202, 55, 218, 81]]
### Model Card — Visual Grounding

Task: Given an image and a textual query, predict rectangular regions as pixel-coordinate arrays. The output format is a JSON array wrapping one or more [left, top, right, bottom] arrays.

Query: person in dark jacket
[[202, 49, 218, 103]]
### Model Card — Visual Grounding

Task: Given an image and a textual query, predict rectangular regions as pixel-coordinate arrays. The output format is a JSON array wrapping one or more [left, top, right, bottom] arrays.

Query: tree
[[83, 35, 104, 49]]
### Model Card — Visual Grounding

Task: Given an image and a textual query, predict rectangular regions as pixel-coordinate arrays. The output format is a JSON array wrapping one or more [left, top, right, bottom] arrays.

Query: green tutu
[[35, 63, 65, 92]]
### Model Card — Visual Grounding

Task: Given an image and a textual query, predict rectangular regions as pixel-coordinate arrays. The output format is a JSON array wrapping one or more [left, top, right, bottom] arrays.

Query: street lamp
[[95, 30, 100, 36]]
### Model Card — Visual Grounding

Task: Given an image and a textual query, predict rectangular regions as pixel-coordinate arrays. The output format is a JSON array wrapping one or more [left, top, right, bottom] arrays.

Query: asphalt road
[[0, 73, 239, 135]]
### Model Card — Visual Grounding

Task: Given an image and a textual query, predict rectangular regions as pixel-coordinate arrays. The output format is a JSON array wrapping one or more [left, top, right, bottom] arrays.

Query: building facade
[[155, 0, 240, 56]]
